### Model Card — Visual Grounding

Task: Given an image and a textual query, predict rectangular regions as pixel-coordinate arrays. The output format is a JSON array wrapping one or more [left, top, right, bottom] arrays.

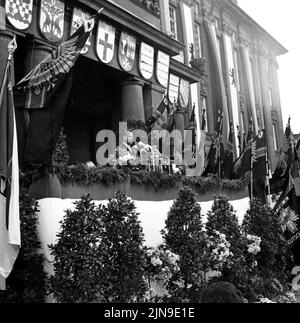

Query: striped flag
[[0, 36, 20, 288]]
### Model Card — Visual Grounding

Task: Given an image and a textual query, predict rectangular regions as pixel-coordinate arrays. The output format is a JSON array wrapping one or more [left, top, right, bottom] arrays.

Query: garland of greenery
[[22, 128, 247, 195]]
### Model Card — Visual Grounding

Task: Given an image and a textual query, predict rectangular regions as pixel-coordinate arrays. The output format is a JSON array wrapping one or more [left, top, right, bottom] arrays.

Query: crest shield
[[179, 78, 190, 108], [96, 20, 116, 64], [39, 0, 65, 42], [71, 7, 92, 54], [139, 42, 154, 80], [118, 32, 136, 72], [5, 0, 33, 30], [168, 74, 180, 103], [156, 51, 170, 88]]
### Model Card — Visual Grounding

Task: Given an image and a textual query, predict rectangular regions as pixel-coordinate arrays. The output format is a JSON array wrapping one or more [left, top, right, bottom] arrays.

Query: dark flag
[[233, 119, 254, 180], [14, 9, 102, 166], [202, 111, 223, 177], [274, 146, 300, 216], [270, 118, 294, 194], [222, 122, 234, 179], [0, 36, 20, 285], [251, 129, 268, 201], [146, 95, 169, 129]]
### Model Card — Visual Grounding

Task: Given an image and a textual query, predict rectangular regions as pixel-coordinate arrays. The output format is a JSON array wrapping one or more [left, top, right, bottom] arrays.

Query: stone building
[[0, 0, 286, 169]]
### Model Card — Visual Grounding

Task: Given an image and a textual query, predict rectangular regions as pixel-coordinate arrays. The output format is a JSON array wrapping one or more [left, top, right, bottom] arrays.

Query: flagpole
[[250, 121, 254, 201]]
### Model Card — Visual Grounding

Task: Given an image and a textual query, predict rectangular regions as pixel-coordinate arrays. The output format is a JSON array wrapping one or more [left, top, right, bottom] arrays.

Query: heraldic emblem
[[71, 7, 92, 54], [96, 20, 116, 64], [5, 0, 33, 30], [179, 78, 190, 108], [39, 0, 65, 42], [118, 32, 136, 72], [139, 42, 154, 80]]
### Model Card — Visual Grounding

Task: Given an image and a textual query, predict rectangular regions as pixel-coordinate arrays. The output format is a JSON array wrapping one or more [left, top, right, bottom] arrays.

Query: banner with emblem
[[118, 32, 136, 72], [139, 42, 154, 80], [156, 51, 170, 88], [179, 78, 190, 108], [70, 7, 92, 55], [5, 0, 33, 30], [39, 0, 65, 42], [96, 20, 116, 64], [168, 74, 179, 103]]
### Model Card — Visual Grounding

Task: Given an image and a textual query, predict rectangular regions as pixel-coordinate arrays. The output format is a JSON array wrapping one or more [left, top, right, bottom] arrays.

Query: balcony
[[129, 0, 161, 17]]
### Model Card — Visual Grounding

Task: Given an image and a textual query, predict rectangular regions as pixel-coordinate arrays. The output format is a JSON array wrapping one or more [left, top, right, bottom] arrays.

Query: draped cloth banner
[[242, 46, 259, 133], [204, 20, 229, 142], [224, 33, 240, 158]]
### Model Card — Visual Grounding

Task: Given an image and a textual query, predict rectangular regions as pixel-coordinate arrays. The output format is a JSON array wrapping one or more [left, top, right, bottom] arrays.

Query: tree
[[49, 195, 107, 303], [242, 198, 293, 297], [0, 194, 46, 303], [206, 195, 241, 246], [100, 191, 147, 302], [162, 187, 205, 301]]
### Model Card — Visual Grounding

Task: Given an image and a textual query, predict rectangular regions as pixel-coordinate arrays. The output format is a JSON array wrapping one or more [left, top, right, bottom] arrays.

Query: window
[[169, 5, 178, 39], [269, 88, 273, 107], [195, 24, 202, 58], [272, 123, 278, 151]]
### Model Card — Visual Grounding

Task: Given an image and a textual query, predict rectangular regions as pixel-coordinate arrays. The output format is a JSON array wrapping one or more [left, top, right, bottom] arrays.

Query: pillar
[[121, 77, 145, 122], [0, 30, 14, 81], [175, 107, 187, 136]]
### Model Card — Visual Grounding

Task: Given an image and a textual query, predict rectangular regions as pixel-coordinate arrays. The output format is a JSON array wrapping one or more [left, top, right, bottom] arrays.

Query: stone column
[[24, 41, 53, 74], [175, 107, 186, 136], [0, 30, 14, 80], [121, 77, 145, 122]]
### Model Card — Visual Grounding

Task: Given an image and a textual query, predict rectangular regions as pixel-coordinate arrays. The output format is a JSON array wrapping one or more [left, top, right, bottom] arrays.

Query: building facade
[[0, 0, 286, 169]]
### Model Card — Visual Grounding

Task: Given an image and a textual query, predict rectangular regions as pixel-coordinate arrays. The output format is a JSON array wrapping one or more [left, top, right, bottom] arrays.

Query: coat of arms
[[118, 32, 136, 72], [156, 51, 170, 88], [139, 42, 154, 80], [71, 7, 92, 54], [5, 0, 33, 30], [179, 78, 190, 108], [39, 0, 65, 42], [96, 20, 116, 64]]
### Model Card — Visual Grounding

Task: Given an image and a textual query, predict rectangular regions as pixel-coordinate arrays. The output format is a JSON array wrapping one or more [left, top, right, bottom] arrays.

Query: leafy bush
[[100, 192, 148, 302], [0, 193, 46, 303], [49, 192, 147, 303], [162, 187, 206, 302], [48, 195, 106, 303], [242, 199, 293, 298]]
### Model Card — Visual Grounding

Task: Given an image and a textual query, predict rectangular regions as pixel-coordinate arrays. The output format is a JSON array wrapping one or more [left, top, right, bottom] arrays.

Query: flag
[[187, 108, 206, 177], [202, 111, 223, 177], [14, 10, 101, 166], [233, 119, 254, 180], [0, 36, 20, 286], [270, 118, 294, 194], [274, 146, 300, 216], [146, 95, 169, 129], [222, 122, 234, 179], [252, 129, 268, 201]]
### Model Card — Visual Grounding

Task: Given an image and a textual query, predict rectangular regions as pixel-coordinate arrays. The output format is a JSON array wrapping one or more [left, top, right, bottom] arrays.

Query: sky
[[238, 0, 300, 133]]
